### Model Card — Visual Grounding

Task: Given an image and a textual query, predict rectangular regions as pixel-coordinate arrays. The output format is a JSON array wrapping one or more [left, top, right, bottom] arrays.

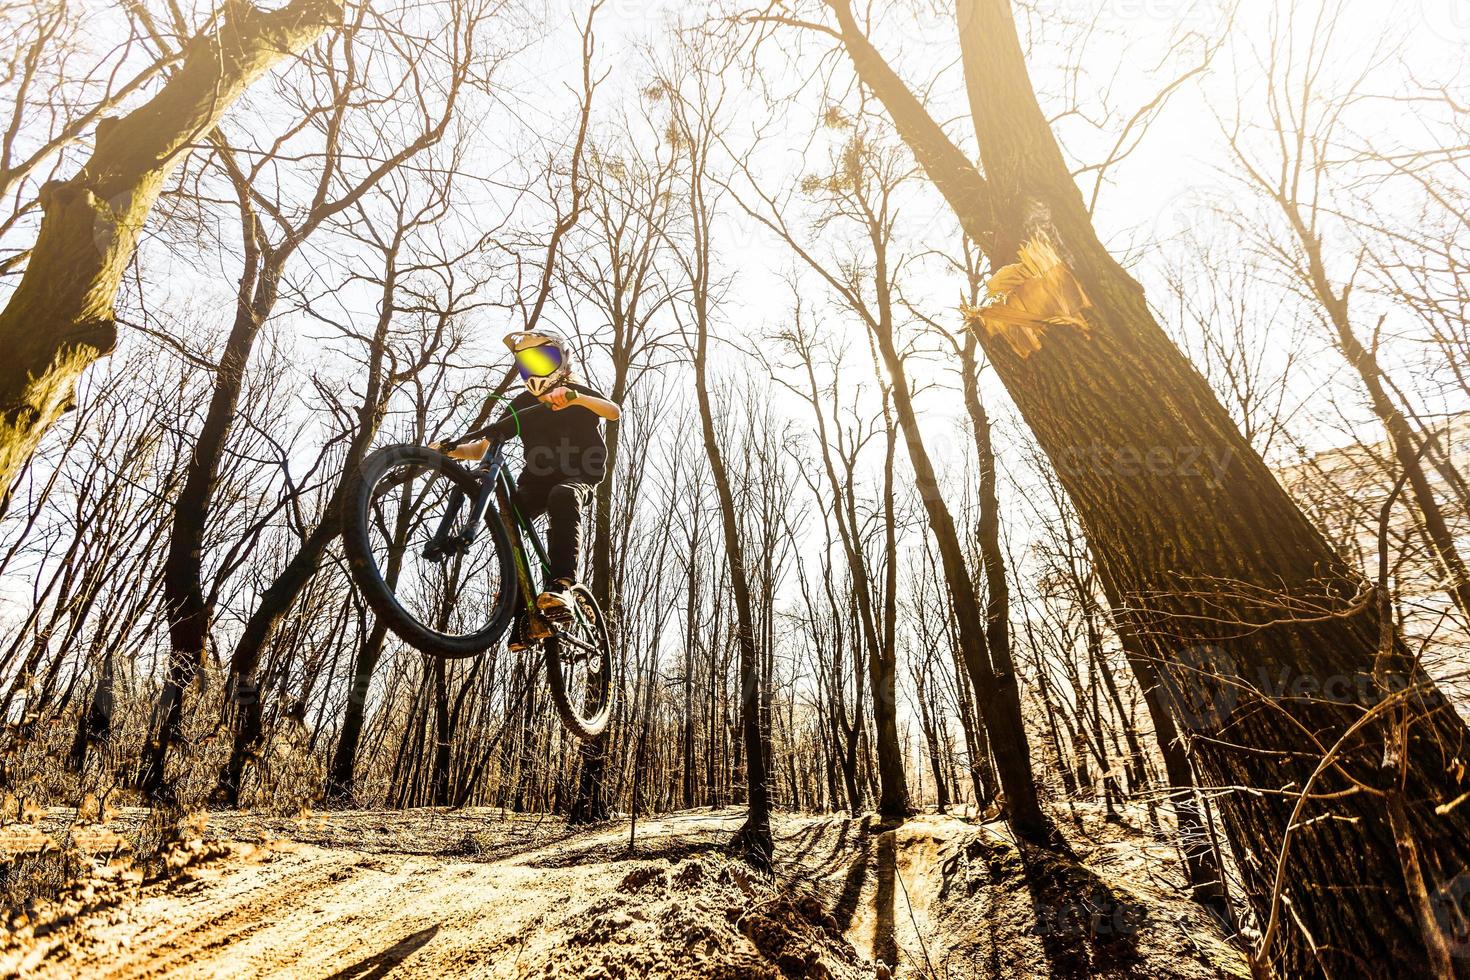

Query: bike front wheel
[[545, 585, 614, 739], [342, 445, 517, 658]]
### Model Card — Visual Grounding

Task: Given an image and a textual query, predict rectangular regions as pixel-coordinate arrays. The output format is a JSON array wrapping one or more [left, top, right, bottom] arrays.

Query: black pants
[[513, 473, 594, 585]]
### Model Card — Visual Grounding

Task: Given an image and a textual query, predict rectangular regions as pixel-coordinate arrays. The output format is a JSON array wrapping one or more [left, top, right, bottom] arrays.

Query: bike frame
[[423, 438, 596, 649], [487, 446, 556, 633]]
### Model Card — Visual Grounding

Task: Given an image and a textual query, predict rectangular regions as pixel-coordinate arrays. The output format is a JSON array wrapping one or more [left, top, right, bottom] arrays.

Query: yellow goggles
[[514, 344, 564, 379]]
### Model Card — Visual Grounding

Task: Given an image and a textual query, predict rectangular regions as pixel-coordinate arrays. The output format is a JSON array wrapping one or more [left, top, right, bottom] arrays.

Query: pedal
[[536, 593, 575, 624], [541, 607, 574, 627]]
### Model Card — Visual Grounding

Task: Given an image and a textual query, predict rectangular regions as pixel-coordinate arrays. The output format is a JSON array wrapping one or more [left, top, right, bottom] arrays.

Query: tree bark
[[828, 1, 1470, 971]]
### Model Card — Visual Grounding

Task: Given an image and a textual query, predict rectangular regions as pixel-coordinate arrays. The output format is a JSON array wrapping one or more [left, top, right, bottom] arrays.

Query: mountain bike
[[341, 405, 613, 739]]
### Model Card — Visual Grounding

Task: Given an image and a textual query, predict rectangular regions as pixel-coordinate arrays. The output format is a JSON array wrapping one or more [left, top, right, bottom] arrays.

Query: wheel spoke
[[357, 456, 508, 642], [542, 586, 612, 738], [549, 629, 600, 658]]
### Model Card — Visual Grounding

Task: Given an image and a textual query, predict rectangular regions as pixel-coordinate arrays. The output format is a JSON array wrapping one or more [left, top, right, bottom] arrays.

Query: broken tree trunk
[[0, 0, 340, 502]]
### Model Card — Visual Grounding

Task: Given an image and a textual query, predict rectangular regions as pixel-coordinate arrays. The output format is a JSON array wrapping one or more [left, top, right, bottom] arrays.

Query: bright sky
[[484, 0, 1470, 458], [4, 0, 1467, 700]]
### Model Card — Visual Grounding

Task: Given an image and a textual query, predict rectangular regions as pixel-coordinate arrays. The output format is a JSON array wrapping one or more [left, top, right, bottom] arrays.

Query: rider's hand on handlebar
[[432, 438, 490, 461], [541, 386, 579, 411]]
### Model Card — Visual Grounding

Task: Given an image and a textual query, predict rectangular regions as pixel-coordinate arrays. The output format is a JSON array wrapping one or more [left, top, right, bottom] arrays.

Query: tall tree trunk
[[0, 0, 338, 501], [954, 330, 1005, 809], [949, 641, 994, 806], [67, 650, 114, 773], [325, 620, 388, 803], [914, 668, 950, 813], [828, 1, 1470, 970], [217, 233, 405, 805], [692, 321, 771, 867], [869, 322, 1048, 841], [956, 333, 1025, 796], [568, 370, 627, 826], [672, 61, 773, 864], [143, 254, 281, 802], [216, 522, 336, 804], [871, 388, 913, 818], [681, 551, 700, 810], [430, 657, 452, 807], [798, 348, 911, 819], [326, 460, 419, 804]]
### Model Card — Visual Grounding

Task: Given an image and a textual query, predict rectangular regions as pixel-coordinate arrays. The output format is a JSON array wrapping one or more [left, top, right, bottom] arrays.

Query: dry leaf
[[963, 234, 1092, 358]]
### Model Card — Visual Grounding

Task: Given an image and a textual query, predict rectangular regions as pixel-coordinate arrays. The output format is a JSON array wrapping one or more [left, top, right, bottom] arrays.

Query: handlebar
[[437, 400, 558, 452]]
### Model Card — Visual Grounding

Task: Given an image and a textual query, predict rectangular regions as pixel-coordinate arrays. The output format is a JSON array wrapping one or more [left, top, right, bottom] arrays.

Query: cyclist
[[438, 327, 620, 648]]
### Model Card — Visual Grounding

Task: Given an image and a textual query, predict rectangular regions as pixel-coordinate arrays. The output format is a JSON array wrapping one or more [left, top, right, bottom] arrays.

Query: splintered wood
[[963, 235, 1092, 357]]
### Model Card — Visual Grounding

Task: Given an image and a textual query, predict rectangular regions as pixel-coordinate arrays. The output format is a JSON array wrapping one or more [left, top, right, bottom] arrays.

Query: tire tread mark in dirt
[[101, 854, 365, 980]]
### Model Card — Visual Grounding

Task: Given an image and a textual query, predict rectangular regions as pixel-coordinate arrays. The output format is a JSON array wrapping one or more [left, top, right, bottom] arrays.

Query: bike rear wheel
[[545, 585, 614, 739], [343, 445, 517, 658]]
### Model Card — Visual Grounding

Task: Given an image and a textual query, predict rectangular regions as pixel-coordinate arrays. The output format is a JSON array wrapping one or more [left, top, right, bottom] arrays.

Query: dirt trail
[[0, 806, 1247, 979]]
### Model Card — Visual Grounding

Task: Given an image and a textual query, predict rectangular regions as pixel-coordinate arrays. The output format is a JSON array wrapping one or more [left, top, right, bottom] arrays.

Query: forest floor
[[0, 802, 1249, 979]]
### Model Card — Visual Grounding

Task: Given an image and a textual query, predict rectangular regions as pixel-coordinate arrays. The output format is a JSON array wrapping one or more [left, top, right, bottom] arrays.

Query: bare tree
[[776, 317, 911, 819], [747, 1, 1470, 969], [651, 36, 774, 868], [562, 102, 679, 825], [733, 112, 1047, 841], [1225, 0, 1470, 628], [144, 0, 481, 801], [0, 0, 339, 501]]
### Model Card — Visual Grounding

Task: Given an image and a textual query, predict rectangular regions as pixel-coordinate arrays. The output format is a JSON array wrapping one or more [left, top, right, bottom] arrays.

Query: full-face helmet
[[504, 327, 572, 397]]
